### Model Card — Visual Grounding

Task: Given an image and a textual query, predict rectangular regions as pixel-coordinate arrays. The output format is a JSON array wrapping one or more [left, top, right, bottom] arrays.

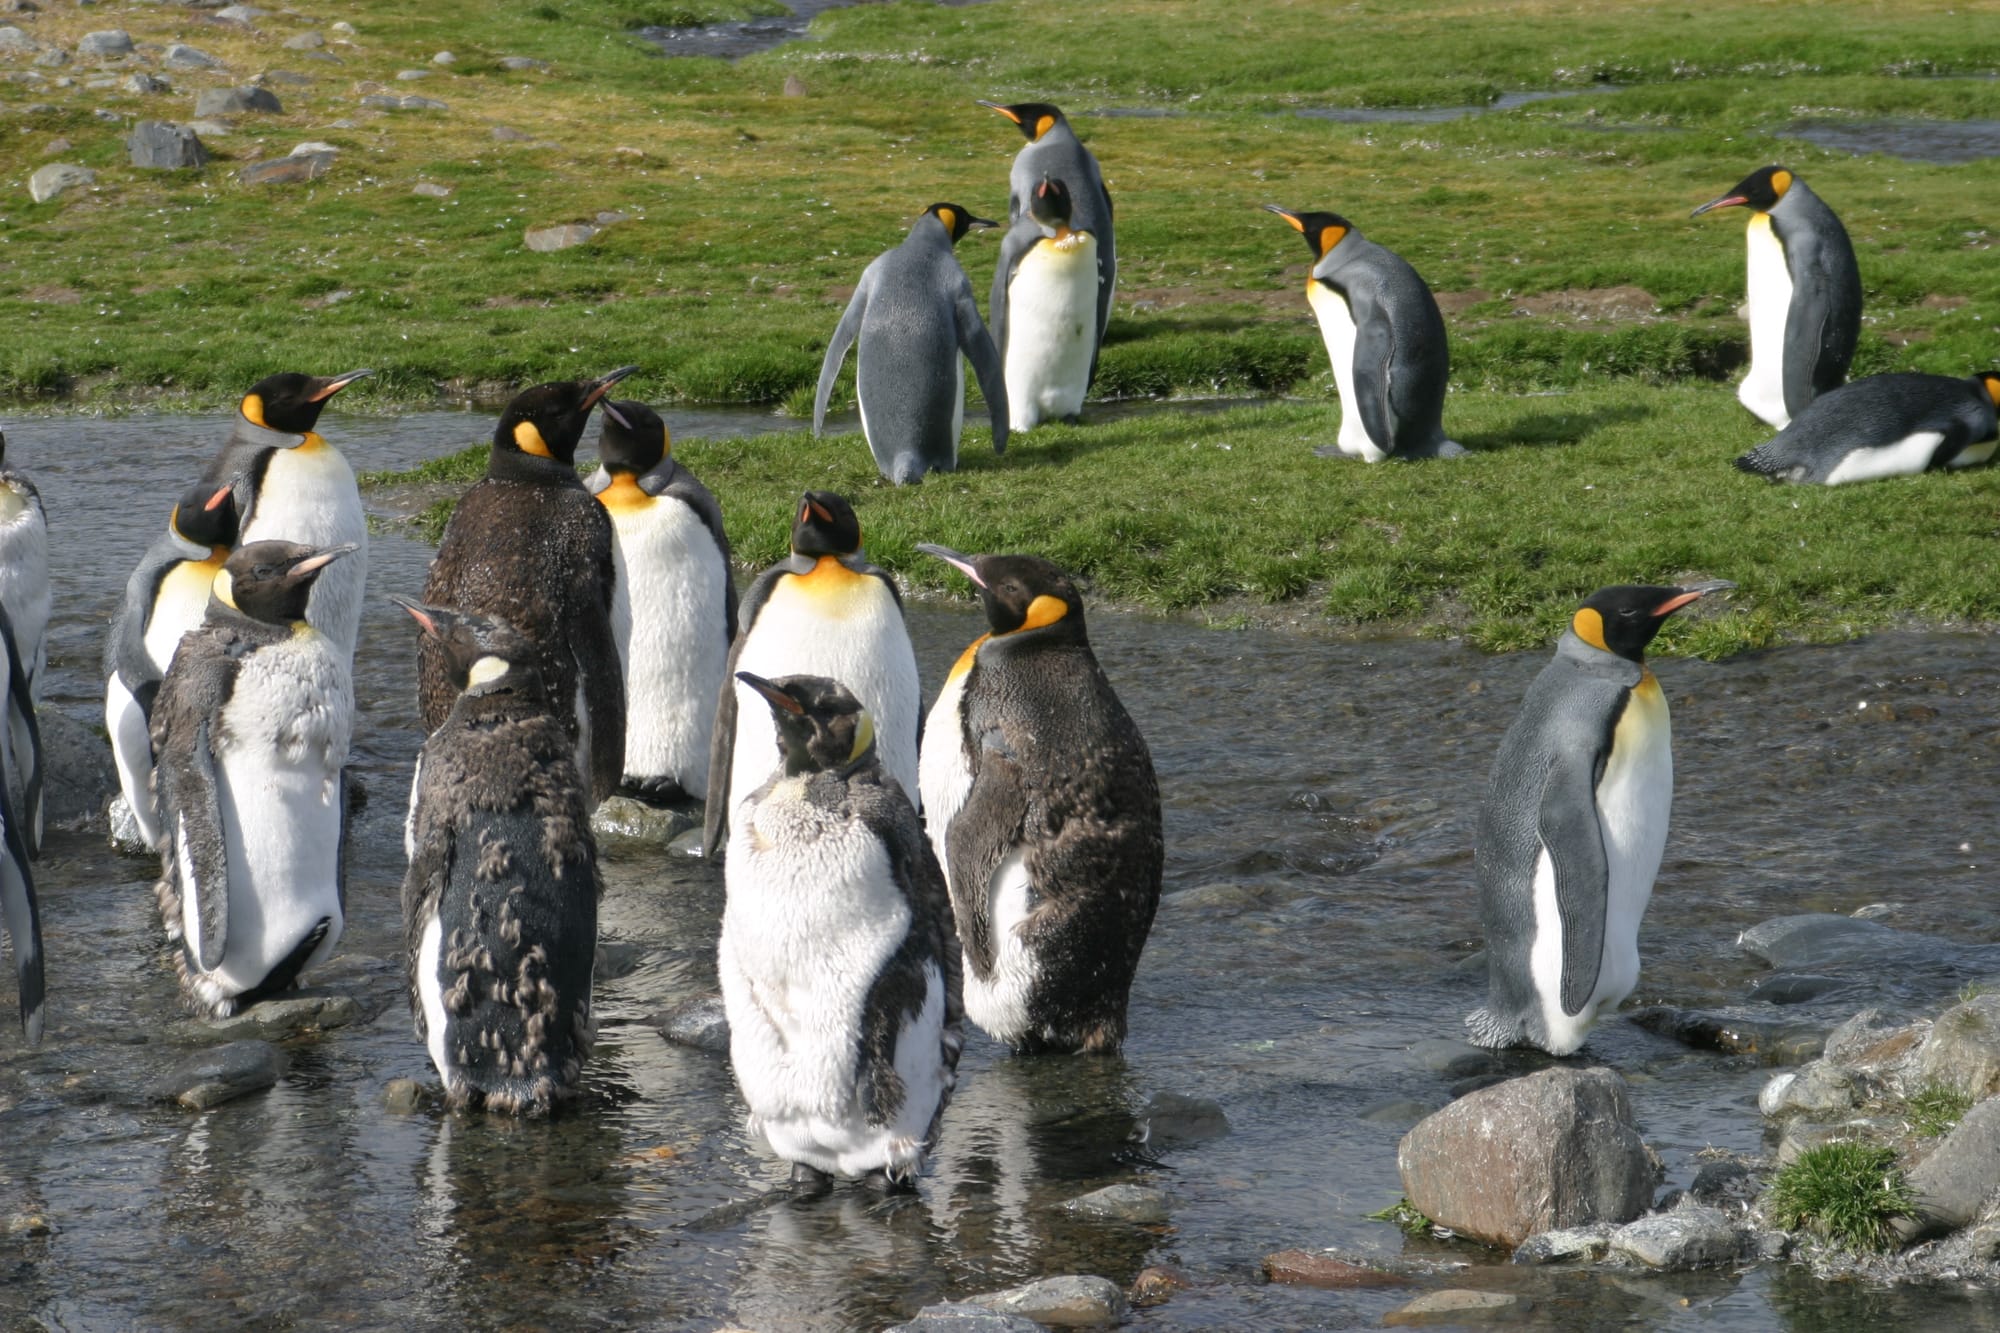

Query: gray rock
[[360, 93, 445, 111], [27, 163, 93, 203], [32, 49, 66, 69], [282, 32, 324, 51], [668, 825, 704, 857], [524, 222, 596, 253], [106, 792, 147, 851], [595, 210, 631, 225], [432, 51, 455, 65], [655, 995, 729, 1053], [1898, 1096, 2000, 1239], [783, 73, 806, 97], [39, 709, 115, 828], [1688, 1158, 1764, 1212], [330, 21, 355, 34], [77, 29, 133, 58], [1748, 973, 1855, 1005], [1408, 1037, 1498, 1078], [1610, 1205, 1746, 1270], [1628, 1006, 1824, 1064], [4, 1212, 50, 1237], [169, 990, 362, 1043], [394, 68, 428, 81], [1360, 1096, 1440, 1127], [289, 140, 337, 157], [590, 794, 697, 843], [411, 181, 451, 198], [128, 120, 206, 169], [149, 1039, 285, 1109], [1758, 1060, 1867, 1118], [214, 4, 263, 21], [1063, 1182, 1171, 1224], [187, 120, 234, 138], [1397, 1067, 1661, 1249], [1510, 1223, 1615, 1264], [0, 26, 35, 54], [1915, 993, 2000, 1099], [238, 153, 331, 185], [1823, 1008, 1929, 1082], [123, 72, 167, 94], [161, 44, 222, 71], [968, 1276, 1126, 1328], [1738, 913, 1956, 971], [1384, 1290, 1533, 1326], [84, 77, 115, 90], [195, 86, 281, 116], [1775, 1118, 1892, 1167], [890, 1306, 1042, 1333], [1141, 1091, 1229, 1145], [499, 56, 549, 71], [383, 1078, 429, 1114], [490, 124, 531, 141], [0, 0, 38, 13]]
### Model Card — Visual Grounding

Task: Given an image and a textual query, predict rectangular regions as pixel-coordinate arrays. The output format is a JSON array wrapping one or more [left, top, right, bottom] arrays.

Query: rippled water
[[1783, 117, 2000, 165], [3, 410, 2000, 1329]]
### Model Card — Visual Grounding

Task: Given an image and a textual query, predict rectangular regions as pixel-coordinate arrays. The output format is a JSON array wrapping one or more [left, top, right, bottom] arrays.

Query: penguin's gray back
[[1316, 234, 1456, 458], [853, 227, 981, 482], [0, 468, 47, 695], [1770, 181, 1861, 420], [1736, 372, 2000, 484]]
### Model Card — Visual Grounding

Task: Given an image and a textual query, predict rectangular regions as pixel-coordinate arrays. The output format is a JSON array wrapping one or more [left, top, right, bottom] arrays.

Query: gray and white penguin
[[916, 546, 1162, 1055], [584, 398, 737, 805], [719, 671, 962, 1194], [420, 369, 635, 807], [0, 433, 44, 861], [396, 598, 602, 1116], [813, 202, 1010, 484], [1265, 205, 1463, 461], [1735, 370, 2000, 485], [0, 597, 40, 1044], [1693, 165, 1861, 429], [703, 491, 921, 861], [104, 479, 240, 849], [151, 540, 357, 1018], [1468, 580, 1732, 1056], [991, 175, 1103, 432], [198, 370, 373, 655]]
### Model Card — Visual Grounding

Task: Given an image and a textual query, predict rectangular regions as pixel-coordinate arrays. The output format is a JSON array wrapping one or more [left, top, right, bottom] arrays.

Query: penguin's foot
[[788, 1162, 833, 1201], [861, 1167, 918, 1197], [619, 775, 691, 808], [1310, 444, 1347, 460], [1060, 413, 1083, 426]]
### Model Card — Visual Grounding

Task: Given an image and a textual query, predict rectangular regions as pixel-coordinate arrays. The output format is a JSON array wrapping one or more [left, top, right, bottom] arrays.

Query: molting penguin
[[1467, 580, 1733, 1056], [584, 398, 737, 804], [719, 671, 961, 1193], [420, 369, 635, 807], [916, 546, 1162, 1055], [396, 598, 601, 1116], [991, 175, 1102, 432], [1692, 166, 1861, 429], [1735, 370, 2000, 485], [151, 540, 357, 1017], [199, 370, 373, 655], [1265, 204, 1463, 461], [703, 491, 921, 861], [104, 480, 241, 849], [0, 432, 45, 858], [814, 202, 1010, 485], [0, 597, 40, 1044]]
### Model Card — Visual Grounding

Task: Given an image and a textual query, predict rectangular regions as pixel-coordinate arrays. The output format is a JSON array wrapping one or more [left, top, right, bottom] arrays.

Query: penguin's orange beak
[[1690, 193, 1748, 218], [1651, 580, 1735, 616], [307, 369, 374, 402], [737, 671, 805, 715], [977, 99, 1022, 124], [916, 543, 985, 588], [1263, 204, 1306, 232], [204, 484, 233, 511], [582, 366, 641, 411]]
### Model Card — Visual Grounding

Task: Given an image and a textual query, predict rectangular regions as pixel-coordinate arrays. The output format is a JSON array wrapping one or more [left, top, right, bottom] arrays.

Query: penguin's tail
[[1733, 442, 1799, 482]]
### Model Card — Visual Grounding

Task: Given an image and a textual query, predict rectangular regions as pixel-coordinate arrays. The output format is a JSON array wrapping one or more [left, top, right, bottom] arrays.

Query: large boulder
[[76, 30, 133, 59], [128, 121, 206, 170], [1398, 1067, 1660, 1248], [1897, 1096, 2000, 1240], [1916, 993, 2000, 1099]]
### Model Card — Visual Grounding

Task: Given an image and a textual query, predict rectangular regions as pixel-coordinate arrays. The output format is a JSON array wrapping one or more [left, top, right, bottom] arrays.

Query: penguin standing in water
[[813, 202, 1010, 485], [916, 546, 1161, 1055], [703, 492, 920, 860], [1467, 580, 1733, 1056], [584, 398, 736, 804], [719, 672, 962, 1193], [1264, 205, 1463, 462], [1692, 166, 1861, 429], [0, 598, 41, 1044], [420, 370, 635, 807], [0, 433, 44, 858], [104, 480, 240, 849], [1735, 370, 2000, 485], [199, 370, 373, 655], [396, 598, 601, 1116], [151, 541, 357, 1017]]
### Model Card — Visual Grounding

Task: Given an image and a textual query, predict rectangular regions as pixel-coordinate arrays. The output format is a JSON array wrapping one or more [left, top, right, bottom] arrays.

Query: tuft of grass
[[1960, 982, 1993, 1005], [1905, 1082, 1973, 1139], [1764, 1142, 1913, 1251], [1365, 1198, 1435, 1237]]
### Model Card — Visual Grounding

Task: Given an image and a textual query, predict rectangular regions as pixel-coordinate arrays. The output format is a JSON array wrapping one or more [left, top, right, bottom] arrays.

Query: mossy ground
[[1765, 1142, 1914, 1252]]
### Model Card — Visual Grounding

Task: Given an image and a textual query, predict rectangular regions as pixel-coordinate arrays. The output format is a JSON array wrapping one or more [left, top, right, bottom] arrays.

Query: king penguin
[[719, 671, 962, 1193], [1735, 370, 2000, 485], [584, 398, 737, 804], [396, 598, 602, 1116], [916, 546, 1162, 1055], [104, 479, 241, 849], [703, 491, 921, 861], [992, 176, 1105, 433], [1467, 580, 1733, 1056], [1692, 165, 1861, 429], [1264, 205, 1463, 461], [0, 596, 40, 1044], [420, 369, 635, 807], [199, 370, 373, 656], [813, 202, 1010, 485], [0, 432, 45, 858], [151, 540, 358, 1017]]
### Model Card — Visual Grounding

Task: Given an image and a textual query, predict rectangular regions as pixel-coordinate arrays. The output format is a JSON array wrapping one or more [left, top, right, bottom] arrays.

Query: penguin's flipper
[[814, 278, 870, 437], [943, 733, 1032, 979], [704, 570, 786, 862], [1347, 291, 1400, 457], [179, 717, 231, 972], [1780, 229, 1861, 415], [0, 769, 43, 1044], [1537, 752, 1610, 1018], [153, 638, 241, 972], [991, 217, 1040, 359], [954, 287, 1010, 456], [0, 609, 42, 857], [656, 466, 739, 638]]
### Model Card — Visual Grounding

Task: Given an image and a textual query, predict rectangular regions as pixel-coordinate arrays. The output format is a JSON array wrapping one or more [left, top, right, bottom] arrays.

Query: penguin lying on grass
[[1468, 580, 1732, 1056], [1735, 371, 2000, 485]]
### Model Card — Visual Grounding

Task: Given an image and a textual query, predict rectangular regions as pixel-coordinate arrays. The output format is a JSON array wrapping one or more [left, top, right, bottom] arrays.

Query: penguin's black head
[[918, 544, 1086, 642], [922, 203, 998, 246], [392, 596, 543, 697], [1028, 175, 1074, 232], [1264, 205, 1353, 262], [736, 672, 875, 777], [241, 369, 374, 435], [169, 479, 241, 551], [1691, 165, 1794, 217], [791, 491, 862, 558], [1570, 581, 1734, 662], [214, 540, 355, 625], [493, 366, 640, 471], [597, 398, 668, 476], [978, 100, 1066, 143]]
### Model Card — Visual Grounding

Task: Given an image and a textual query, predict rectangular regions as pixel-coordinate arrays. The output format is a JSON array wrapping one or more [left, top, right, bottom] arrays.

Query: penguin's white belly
[[963, 847, 1038, 1043], [917, 664, 975, 883], [0, 490, 49, 693], [608, 499, 730, 797], [728, 568, 920, 815], [106, 675, 161, 848], [1005, 232, 1099, 430], [242, 443, 367, 654], [1741, 214, 1795, 429], [720, 786, 941, 1177], [1306, 280, 1383, 461], [144, 558, 224, 677], [1824, 431, 1946, 485]]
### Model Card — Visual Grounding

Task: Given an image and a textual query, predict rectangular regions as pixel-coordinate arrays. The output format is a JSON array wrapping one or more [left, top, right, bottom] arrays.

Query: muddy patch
[[1504, 285, 1661, 325], [22, 284, 82, 305]]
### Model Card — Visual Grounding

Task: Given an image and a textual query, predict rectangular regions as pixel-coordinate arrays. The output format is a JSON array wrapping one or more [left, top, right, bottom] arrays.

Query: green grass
[[1765, 1142, 1913, 1252], [1905, 1082, 1973, 1139], [1365, 1197, 1436, 1238]]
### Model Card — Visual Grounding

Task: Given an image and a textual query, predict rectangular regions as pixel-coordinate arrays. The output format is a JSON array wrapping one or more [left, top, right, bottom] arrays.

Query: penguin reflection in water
[[397, 599, 600, 1115], [151, 541, 357, 1017], [719, 673, 962, 1195], [1468, 581, 1732, 1056]]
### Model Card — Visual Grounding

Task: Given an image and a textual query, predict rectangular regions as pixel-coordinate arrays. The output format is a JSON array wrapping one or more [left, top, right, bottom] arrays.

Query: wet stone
[[891, 1306, 1042, 1333], [382, 1078, 429, 1114], [1261, 1249, 1405, 1288], [1409, 1037, 1499, 1078], [525, 222, 595, 252], [1749, 973, 1854, 1005], [1386, 1290, 1532, 1326], [168, 990, 363, 1043], [5, 1213, 51, 1238], [195, 86, 281, 116], [40, 708, 115, 828], [149, 1039, 286, 1109], [1688, 1157, 1764, 1212], [1759, 1060, 1868, 1119], [1063, 1182, 1171, 1224], [1128, 1266, 1191, 1307], [655, 995, 729, 1053], [1510, 1223, 1615, 1264], [967, 1275, 1127, 1327], [1738, 912, 1955, 972], [128, 120, 206, 169], [591, 794, 697, 843], [1141, 1091, 1229, 1145], [668, 825, 705, 857], [1775, 1118, 1891, 1167], [1898, 1096, 2000, 1239], [1916, 993, 2000, 1099], [27, 163, 93, 202], [1360, 1096, 1439, 1127], [77, 30, 133, 58], [1610, 1205, 1746, 1270]]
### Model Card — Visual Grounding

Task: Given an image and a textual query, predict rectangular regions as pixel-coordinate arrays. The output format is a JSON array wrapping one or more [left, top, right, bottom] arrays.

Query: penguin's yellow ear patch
[[1318, 225, 1347, 256], [514, 420, 553, 458], [467, 656, 510, 687], [1571, 606, 1608, 652], [1033, 114, 1055, 141], [1981, 374, 2000, 407], [241, 394, 267, 428], [1771, 169, 1793, 199], [1020, 594, 1068, 631], [848, 709, 876, 763], [212, 568, 237, 610], [936, 206, 957, 235]]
